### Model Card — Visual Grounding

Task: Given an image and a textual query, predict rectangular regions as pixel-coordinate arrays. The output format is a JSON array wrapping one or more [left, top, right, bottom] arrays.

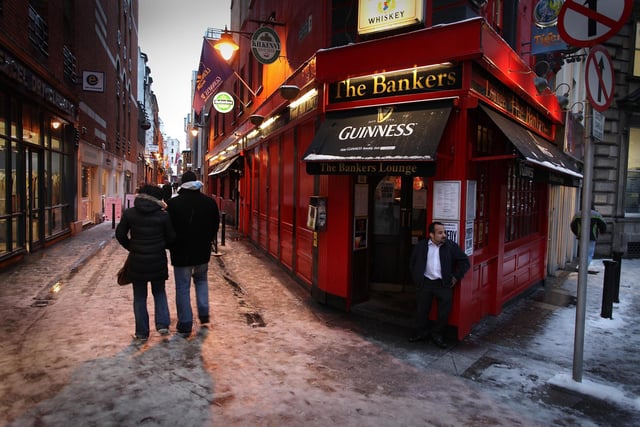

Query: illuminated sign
[[328, 64, 461, 104], [357, 0, 424, 35], [213, 92, 234, 113], [251, 27, 281, 65]]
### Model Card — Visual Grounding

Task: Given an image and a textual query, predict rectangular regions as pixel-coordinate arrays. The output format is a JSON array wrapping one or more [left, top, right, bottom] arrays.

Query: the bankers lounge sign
[[328, 63, 462, 104]]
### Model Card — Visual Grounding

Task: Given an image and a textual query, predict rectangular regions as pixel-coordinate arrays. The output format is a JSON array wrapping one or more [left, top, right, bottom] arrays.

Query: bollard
[[612, 251, 623, 303], [112, 204, 116, 229], [600, 259, 617, 319], [221, 212, 226, 246]]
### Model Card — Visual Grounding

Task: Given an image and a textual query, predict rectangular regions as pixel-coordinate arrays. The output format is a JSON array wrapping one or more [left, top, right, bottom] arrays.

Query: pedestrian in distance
[[115, 184, 176, 342], [166, 171, 220, 337], [570, 207, 607, 272], [161, 179, 173, 204], [408, 221, 470, 348]]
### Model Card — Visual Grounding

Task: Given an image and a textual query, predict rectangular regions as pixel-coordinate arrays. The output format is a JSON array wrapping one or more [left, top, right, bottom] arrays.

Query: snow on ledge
[[548, 373, 640, 411]]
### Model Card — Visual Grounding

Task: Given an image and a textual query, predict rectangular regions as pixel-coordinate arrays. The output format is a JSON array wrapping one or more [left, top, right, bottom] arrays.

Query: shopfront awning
[[480, 105, 582, 186], [208, 155, 240, 176], [303, 100, 452, 175]]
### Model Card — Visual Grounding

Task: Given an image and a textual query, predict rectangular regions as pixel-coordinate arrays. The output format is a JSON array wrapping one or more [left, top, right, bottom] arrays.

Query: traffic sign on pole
[[585, 45, 615, 113], [558, 0, 633, 48]]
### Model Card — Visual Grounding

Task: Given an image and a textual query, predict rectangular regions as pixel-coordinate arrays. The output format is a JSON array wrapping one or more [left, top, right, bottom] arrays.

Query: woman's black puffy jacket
[[115, 194, 176, 282]]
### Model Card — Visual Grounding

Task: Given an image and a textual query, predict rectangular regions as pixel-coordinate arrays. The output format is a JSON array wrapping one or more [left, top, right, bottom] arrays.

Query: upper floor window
[[28, 5, 49, 57], [625, 127, 640, 214]]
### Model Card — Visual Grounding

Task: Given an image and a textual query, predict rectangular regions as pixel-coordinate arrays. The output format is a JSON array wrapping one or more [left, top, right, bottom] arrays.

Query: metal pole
[[573, 100, 593, 383]]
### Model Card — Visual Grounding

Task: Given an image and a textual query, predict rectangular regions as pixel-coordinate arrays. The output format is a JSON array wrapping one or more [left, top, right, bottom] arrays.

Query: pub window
[[475, 123, 494, 156], [505, 160, 540, 242], [625, 127, 640, 214], [634, 22, 640, 77], [474, 162, 490, 251]]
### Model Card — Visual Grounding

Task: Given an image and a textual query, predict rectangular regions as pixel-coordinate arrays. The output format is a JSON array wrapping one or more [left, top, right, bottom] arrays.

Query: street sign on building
[[585, 45, 615, 113], [592, 109, 605, 141], [558, 0, 633, 48]]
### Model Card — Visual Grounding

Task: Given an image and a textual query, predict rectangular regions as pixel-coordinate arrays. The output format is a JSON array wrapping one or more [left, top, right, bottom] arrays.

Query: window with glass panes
[[634, 22, 640, 77], [625, 127, 640, 214]]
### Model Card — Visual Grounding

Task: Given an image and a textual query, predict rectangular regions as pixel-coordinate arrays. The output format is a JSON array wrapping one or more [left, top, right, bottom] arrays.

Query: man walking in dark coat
[[166, 171, 220, 337], [409, 221, 470, 348]]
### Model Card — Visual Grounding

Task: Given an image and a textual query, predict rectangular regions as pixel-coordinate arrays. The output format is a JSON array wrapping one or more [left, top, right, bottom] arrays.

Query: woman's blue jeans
[[132, 280, 170, 338], [173, 263, 210, 333]]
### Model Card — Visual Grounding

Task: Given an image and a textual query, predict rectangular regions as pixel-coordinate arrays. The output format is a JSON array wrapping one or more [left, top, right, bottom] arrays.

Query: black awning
[[480, 105, 582, 186], [303, 100, 452, 164], [208, 155, 240, 176]]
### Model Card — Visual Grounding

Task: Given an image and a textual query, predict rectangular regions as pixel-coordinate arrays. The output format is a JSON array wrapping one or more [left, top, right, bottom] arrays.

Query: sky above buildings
[[138, 0, 230, 150]]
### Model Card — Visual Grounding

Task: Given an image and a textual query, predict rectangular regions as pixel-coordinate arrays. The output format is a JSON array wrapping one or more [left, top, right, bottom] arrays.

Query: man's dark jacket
[[115, 194, 176, 282], [166, 187, 220, 267], [409, 238, 470, 287]]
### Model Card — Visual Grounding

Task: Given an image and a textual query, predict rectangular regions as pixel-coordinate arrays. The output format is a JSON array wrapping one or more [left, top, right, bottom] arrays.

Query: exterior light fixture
[[553, 82, 571, 109], [214, 27, 239, 61], [289, 88, 318, 109], [567, 101, 585, 122], [250, 114, 265, 126], [534, 76, 550, 94], [51, 119, 62, 129], [279, 85, 301, 100], [190, 128, 199, 137]]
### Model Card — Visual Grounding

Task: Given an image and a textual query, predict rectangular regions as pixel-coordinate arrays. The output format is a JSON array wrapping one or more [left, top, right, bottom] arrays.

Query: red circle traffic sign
[[558, 0, 632, 48], [585, 45, 615, 112]]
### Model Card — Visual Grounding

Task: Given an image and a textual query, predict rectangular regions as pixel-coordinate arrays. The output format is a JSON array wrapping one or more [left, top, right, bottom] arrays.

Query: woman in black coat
[[116, 184, 176, 341]]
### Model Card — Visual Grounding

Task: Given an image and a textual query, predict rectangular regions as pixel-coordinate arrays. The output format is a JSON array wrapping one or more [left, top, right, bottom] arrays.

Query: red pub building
[[204, 1, 581, 340]]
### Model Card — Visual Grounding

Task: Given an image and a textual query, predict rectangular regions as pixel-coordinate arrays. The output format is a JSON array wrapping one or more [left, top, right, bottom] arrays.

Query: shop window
[[0, 91, 5, 136], [625, 127, 640, 214], [474, 163, 490, 251], [475, 123, 494, 156], [634, 22, 640, 78], [505, 161, 540, 242], [474, 120, 510, 158]]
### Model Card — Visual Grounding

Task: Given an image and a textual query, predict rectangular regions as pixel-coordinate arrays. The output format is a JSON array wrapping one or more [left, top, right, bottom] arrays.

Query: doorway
[[26, 148, 43, 252], [370, 175, 428, 290]]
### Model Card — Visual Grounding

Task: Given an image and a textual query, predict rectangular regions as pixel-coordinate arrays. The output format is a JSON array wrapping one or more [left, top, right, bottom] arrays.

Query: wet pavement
[[0, 221, 638, 426]]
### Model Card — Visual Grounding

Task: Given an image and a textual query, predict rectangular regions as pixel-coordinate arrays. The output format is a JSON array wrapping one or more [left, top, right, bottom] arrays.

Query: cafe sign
[[357, 0, 425, 35]]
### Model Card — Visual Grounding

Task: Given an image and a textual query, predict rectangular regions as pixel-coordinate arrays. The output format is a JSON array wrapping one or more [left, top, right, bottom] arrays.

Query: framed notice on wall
[[433, 181, 460, 220]]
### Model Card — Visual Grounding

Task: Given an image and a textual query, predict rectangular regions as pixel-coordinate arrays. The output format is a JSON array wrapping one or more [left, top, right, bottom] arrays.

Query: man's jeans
[[588, 240, 596, 267], [173, 263, 210, 333], [132, 280, 170, 338]]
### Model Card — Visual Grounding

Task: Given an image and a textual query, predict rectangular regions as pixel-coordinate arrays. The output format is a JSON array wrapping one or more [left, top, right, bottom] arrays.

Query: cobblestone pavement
[[0, 222, 638, 426]]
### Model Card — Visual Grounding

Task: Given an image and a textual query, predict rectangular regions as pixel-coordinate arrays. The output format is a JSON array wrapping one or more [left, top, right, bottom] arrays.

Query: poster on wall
[[433, 181, 460, 220], [466, 180, 477, 220], [354, 217, 368, 250], [354, 184, 368, 217], [433, 221, 460, 245], [465, 220, 474, 256]]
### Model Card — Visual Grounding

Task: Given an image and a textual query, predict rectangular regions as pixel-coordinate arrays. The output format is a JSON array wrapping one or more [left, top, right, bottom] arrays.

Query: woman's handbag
[[117, 257, 132, 285]]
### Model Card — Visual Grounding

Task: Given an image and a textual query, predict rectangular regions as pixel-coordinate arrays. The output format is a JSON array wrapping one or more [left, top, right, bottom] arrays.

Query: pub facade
[[205, 2, 581, 339]]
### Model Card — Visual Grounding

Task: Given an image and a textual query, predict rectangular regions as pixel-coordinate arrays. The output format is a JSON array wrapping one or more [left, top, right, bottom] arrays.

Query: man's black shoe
[[408, 334, 429, 343], [431, 335, 448, 349]]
